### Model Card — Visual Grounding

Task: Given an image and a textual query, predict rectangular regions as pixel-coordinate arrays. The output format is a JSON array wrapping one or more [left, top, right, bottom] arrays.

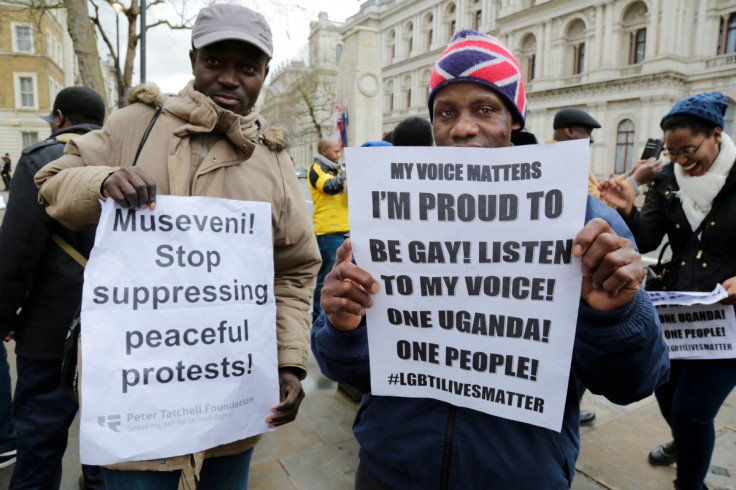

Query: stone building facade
[[260, 12, 343, 169], [0, 5, 118, 167], [309, 0, 736, 179], [0, 5, 77, 161]]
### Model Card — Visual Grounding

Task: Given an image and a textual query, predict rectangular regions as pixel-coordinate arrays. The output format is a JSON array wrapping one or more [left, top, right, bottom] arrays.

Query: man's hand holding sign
[[99, 167, 305, 432], [573, 218, 645, 312]]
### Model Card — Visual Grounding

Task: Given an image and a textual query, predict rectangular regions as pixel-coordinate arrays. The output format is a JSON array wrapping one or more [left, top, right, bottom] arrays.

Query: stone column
[[337, 26, 384, 145]]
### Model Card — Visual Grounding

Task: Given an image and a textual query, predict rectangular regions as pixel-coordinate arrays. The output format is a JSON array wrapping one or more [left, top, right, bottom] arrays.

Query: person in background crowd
[[601, 92, 736, 490], [0, 342, 16, 471], [311, 29, 669, 489], [34, 4, 319, 488], [390, 116, 434, 147], [1, 154, 12, 191], [309, 137, 348, 321], [0, 86, 106, 490]]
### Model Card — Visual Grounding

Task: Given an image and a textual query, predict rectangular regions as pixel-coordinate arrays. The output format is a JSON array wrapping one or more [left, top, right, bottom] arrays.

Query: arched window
[[717, 12, 736, 54], [520, 33, 537, 81], [405, 22, 414, 57], [420, 69, 432, 104], [472, 0, 482, 31], [336, 44, 343, 63], [387, 30, 396, 63], [623, 2, 648, 64], [566, 19, 586, 75], [385, 81, 395, 112], [424, 13, 434, 50], [615, 119, 636, 174], [401, 75, 413, 109], [446, 3, 456, 42]]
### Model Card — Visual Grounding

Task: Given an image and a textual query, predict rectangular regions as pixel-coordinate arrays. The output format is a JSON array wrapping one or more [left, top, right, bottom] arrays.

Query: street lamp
[[111, 1, 123, 108], [140, 0, 146, 84]]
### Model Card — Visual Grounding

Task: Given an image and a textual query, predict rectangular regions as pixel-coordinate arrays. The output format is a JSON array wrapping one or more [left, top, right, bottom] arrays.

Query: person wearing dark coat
[[0, 86, 106, 490], [602, 91, 736, 490]]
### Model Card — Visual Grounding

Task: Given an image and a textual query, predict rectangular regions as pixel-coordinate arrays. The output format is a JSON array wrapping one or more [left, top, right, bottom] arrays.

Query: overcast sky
[[101, 1, 362, 94]]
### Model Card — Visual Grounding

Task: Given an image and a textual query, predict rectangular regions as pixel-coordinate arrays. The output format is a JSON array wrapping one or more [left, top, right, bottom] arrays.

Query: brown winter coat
[[35, 83, 320, 474]]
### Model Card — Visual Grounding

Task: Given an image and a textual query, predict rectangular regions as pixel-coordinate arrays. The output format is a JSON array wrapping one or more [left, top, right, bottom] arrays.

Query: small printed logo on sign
[[98, 414, 122, 433]]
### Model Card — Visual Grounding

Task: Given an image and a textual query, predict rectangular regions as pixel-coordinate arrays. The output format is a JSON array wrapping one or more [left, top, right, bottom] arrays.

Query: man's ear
[[512, 120, 522, 132], [189, 49, 197, 73], [54, 109, 69, 129]]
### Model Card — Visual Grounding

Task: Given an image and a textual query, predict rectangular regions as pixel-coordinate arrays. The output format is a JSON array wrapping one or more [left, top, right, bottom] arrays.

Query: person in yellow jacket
[[308, 138, 348, 320]]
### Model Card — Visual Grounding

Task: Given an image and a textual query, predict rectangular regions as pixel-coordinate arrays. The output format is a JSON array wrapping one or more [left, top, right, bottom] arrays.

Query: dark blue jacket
[[311, 195, 669, 489], [0, 124, 99, 359]]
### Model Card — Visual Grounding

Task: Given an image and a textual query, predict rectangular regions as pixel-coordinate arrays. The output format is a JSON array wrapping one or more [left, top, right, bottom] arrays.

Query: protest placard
[[79, 196, 277, 465], [346, 140, 589, 431], [649, 285, 736, 360]]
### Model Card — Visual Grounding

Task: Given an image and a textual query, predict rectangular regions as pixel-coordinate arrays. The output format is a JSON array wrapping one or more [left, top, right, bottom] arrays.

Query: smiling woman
[[602, 92, 736, 490]]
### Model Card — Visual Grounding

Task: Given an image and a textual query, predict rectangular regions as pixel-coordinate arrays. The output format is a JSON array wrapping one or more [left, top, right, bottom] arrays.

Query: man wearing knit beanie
[[312, 29, 668, 488]]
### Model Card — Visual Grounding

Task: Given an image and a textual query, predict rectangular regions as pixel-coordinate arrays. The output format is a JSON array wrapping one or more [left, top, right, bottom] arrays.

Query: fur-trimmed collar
[[124, 83, 288, 152]]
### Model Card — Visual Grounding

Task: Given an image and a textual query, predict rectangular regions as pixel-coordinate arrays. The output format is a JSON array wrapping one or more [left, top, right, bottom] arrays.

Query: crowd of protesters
[[0, 3, 733, 490]]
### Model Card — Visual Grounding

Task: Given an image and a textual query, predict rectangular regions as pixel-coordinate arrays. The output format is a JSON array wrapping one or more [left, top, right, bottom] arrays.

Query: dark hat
[[192, 4, 273, 57], [553, 108, 601, 130], [660, 92, 728, 129], [40, 86, 106, 126]]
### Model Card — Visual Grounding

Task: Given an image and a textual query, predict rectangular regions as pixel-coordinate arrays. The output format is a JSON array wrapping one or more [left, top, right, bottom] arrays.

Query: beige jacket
[[35, 83, 320, 475]]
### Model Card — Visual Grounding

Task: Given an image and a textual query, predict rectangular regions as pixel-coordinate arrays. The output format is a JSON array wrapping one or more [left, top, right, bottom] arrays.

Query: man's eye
[[438, 109, 453, 117], [243, 64, 256, 72], [206, 57, 220, 65], [478, 107, 494, 114]]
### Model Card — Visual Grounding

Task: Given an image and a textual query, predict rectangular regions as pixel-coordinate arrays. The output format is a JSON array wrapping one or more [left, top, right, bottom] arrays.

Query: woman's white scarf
[[674, 132, 736, 231]]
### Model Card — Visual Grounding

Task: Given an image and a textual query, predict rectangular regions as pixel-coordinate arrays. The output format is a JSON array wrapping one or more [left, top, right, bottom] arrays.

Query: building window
[[718, 12, 736, 55], [389, 93, 394, 112], [449, 20, 456, 41], [473, 10, 482, 31], [406, 89, 412, 108], [13, 24, 34, 53], [405, 22, 413, 56], [336, 44, 342, 63], [427, 29, 433, 49], [15, 74, 37, 108], [630, 28, 646, 64], [387, 30, 396, 63], [573, 43, 585, 74], [615, 119, 635, 174], [22, 132, 38, 148], [528, 54, 536, 81], [520, 34, 537, 82]]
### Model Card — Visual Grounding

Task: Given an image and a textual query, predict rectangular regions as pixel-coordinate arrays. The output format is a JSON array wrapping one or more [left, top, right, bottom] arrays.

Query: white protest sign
[[346, 140, 589, 431], [79, 196, 277, 465], [649, 285, 736, 359]]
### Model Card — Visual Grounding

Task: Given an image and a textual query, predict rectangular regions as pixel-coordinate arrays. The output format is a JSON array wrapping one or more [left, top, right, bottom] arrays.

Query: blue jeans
[[10, 356, 102, 489], [313, 233, 347, 319], [100, 449, 254, 489], [0, 342, 16, 454], [655, 358, 736, 490]]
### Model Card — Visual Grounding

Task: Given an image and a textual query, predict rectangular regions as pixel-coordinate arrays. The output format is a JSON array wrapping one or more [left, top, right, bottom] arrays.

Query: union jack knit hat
[[428, 29, 527, 129]]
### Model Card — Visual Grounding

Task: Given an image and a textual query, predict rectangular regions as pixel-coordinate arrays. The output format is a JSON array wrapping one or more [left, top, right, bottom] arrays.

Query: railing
[[620, 65, 642, 76], [706, 54, 736, 68]]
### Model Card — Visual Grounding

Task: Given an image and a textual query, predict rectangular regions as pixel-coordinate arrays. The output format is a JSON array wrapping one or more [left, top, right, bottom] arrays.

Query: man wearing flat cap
[[35, 4, 320, 488], [553, 107, 662, 207]]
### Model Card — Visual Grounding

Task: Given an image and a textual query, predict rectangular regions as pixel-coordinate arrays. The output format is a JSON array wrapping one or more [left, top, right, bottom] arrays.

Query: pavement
[[0, 184, 735, 489]]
